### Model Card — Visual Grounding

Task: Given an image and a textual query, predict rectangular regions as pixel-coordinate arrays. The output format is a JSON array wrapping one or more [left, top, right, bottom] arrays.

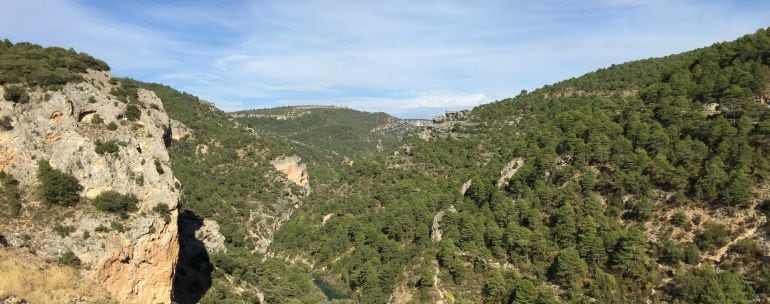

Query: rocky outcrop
[[169, 119, 192, 141], [496, 157, 524, 188], [271, 155, 310, 194], [0, 71, 179, 303], [430, 206, 456, 243]]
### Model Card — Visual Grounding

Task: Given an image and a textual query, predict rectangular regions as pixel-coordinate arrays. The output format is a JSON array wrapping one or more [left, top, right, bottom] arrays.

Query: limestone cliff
[[270, 155, 310, 194], [0, 70, 179, 303]]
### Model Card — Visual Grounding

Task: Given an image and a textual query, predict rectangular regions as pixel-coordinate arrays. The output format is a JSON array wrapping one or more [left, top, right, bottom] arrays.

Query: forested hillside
[[272, 28, 770, 303], [233, 106, 416, 162]]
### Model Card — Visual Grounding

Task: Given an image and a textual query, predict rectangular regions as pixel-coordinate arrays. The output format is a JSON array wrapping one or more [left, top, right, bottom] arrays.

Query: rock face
[[496, 157, 524, 188], [271, 155, 311, 194], [0, 71, 179, 303]]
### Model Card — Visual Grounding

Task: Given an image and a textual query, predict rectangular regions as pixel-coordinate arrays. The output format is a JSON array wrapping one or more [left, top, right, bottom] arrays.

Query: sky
[[1, 1, 769, 118]]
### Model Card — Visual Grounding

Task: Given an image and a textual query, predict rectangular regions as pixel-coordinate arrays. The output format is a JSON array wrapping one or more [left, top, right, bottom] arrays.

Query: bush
[[37, 160, 81, 206], [3, 85, 29, 103], [94, 140, 119, 155], [125, 104, 141, 121], [92, 191, 138, 216], [106, 122, 118, 131], [53, 224, 75, 237], [152, 203, 171, 223], [90, 114, 103, 124], [0, 171, 21, 216], [0, 116, 12, 130], [154, 159, 164, 175], [695, 223, 731, 250], [670, 212, 688, 227], [57, 250, 81, 267], [684, 243, 701, 264]]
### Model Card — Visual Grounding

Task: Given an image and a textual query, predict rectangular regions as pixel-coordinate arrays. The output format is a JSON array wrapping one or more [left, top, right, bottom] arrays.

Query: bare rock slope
[[0, 70, 179, 303]]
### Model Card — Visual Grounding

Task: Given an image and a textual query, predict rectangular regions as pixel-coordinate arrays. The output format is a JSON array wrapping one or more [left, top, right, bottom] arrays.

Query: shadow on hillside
[[172, 210, 213, 304]]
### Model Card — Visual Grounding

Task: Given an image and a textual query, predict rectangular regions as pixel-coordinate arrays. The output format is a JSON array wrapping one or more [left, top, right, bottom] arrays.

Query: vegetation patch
[[37, 160, 81, 206], [125, 104, 141, 121], [0, 40, 108, 88], [92, 191, 138, 217], [94, 139, 119, 155], [3, 85, 29, 103], [152, 203, 171, 223], [0, 171, 21, 216]]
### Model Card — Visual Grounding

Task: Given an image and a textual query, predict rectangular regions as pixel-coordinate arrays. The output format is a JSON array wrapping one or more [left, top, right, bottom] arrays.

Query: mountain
[[232, 106, 420, 161], [271, 28, 770, 303]]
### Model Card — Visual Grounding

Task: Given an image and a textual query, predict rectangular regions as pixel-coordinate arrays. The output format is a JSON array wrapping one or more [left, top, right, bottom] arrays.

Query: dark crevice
[[77, 110, 97, 122], [162, 124, 172, 148], [172, 209, 213, 304]]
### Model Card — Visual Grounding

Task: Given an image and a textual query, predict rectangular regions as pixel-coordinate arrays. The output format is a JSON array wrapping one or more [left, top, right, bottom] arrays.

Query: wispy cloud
[[1, 0, 769, 118]]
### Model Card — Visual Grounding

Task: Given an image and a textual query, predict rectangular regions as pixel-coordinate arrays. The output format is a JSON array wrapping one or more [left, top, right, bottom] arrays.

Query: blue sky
[[1, 1, 769, 118]]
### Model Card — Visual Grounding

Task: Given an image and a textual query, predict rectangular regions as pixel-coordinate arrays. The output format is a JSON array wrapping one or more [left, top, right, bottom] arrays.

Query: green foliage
[[154, 159, 164, 175], [0, 171, 21, 216], [92, 191, 138, 217], [53, 224, 75, 237], [3, 85, 29, 103], [125, 104, 141, 121], [37, 160, 81, 206], [110, 79, 139, 103], [152, 203, 171, 223], [90, 114, 103, 124], [684, 243, 701, 265], [695, 223, 731, 251], [550, 247, 588, 286], [0, 40, 108, 88], [669, 266, 755, 304], [57, 250, 81, 267], [106, 122, 118, 131], [94, 140, 119, 155], [0, 116, 12, 130], [670, 212, 688, 226]]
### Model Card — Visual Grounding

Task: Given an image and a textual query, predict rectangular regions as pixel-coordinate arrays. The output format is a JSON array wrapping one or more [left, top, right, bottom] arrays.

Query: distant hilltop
[[230, 105, 350, 120]]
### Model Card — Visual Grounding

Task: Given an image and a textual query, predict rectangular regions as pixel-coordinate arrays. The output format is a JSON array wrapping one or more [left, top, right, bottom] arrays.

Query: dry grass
[[0, 248, 113, 304]]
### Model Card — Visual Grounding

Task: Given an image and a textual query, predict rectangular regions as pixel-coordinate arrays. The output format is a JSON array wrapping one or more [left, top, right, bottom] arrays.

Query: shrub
[[110, 221, 125, 232], [106, 122, 118, 131], [92, 191, 138, 217], [53, 224, 75, 237], [154, 159, 164, 175], [152, 203, 171, 223], [90, 114, 103, 124], [94, 140, 119, 155], [3, 85, 29, 103], [670, 212, 688, 226], [57, 251, 81, 267], [695, 223, 731, 250], [0, 171, 21, 216], [37, 160, 81, 206], [0, 116, 12, 130], [684, 243, 701, 264], [125, 104, 141, 121]]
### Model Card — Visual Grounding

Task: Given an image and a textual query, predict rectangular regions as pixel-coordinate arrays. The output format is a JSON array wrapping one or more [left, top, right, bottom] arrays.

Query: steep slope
[[0, 42, 178, 303], [272, 28, 770, 303], [138, 82, 326, 303]]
